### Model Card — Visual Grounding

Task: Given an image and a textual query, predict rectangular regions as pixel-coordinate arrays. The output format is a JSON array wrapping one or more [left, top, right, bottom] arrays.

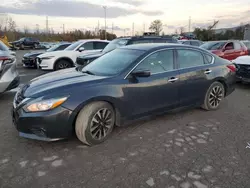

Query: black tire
[[75, 101, 115, 146], [202, 81, 225, 111], [33, 43, 38, 49], [20, 44, 24, 50], [54, 59, 72, 71]]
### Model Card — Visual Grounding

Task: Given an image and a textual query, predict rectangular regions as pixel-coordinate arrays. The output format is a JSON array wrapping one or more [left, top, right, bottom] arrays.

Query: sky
[[0, 0, 250, 36]]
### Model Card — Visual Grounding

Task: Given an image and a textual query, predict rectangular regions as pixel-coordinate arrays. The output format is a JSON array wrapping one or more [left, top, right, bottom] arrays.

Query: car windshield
[[64, 41, 82, 51], [82, 48, 144, 76], [102, 39, 129, 53], [243, 41, 250, 49], [19, 38, 25, 41], [0, 41, 9, 51], [200, 41, 226, 50]]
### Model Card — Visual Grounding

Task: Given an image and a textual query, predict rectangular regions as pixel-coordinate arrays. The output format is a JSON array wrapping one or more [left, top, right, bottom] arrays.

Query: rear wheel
[[75, 102, 115, 146], [54, 59, 72, 71], [202, 81, 225, 111]]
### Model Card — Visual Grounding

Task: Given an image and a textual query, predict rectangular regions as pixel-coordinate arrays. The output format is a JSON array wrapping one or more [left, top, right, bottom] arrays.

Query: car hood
[[38, 50, 70, 58], [24, 51, 44, 57], [78, 51, 104, 59], [23, 68, 108, 98], [232, 55, 250, 65]]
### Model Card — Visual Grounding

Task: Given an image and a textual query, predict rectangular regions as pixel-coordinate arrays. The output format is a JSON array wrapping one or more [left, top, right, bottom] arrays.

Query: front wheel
[[202, 81, 225, 111], [75, 102, 115, 146], [54, 59, 72, 71]]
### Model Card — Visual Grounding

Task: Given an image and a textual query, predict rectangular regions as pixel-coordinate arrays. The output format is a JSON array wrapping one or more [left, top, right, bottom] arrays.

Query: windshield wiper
[[82, 70, 95, 75]]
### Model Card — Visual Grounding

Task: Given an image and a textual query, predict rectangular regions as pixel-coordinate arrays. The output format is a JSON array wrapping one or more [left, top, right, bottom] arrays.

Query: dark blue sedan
[[12, 44, 236, 145]]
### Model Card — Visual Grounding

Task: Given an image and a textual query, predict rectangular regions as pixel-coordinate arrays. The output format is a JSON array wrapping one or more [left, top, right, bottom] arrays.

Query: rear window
[[200, 41, 226, 50]]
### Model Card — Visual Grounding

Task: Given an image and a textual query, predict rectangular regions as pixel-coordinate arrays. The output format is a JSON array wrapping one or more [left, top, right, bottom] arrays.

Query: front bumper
[[37, 58, 55, 70], [12, 105, 75, 141], [22, 58, 37, 67]]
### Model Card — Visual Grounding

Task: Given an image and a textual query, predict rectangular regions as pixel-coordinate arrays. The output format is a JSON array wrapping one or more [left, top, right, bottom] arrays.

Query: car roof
[[77, 39, 109, 42], [117, 36, 174, 40], [120, 43, 199, 51]]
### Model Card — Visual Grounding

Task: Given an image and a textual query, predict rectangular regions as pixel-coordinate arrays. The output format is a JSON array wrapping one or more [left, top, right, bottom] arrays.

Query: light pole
[[103, 6, 107, 40]]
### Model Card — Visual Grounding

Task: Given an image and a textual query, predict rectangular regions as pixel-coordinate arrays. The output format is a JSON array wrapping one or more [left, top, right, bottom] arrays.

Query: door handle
[[204, 69, 212, 74], [168, 77, 179, 83]]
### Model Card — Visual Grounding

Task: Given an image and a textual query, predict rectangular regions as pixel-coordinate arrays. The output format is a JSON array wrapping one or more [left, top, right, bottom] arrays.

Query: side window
[[225, 42, 234, 50], [234, 42, 241, 50], [177, 49, 205, 69], [131, 39, 154, 44], [94, 42, 108, 49], [135, 50, 174, 74], [82, 42, 94, 50], [204, 54, 213, 64], [190, 41, 200, 46]]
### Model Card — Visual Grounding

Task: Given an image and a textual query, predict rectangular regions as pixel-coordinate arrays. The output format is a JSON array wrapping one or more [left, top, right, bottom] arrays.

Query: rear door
[[176, 48, 214, 106]]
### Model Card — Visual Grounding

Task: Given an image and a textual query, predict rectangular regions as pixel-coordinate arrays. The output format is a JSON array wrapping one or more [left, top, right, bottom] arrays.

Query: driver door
[[122, 49, 180, 120]]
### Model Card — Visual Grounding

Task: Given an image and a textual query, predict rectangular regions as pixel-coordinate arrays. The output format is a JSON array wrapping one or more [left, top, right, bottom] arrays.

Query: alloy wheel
[[208, 85, 224, 108], [90, 108, 113, 140], [58, 62, 70, 69]]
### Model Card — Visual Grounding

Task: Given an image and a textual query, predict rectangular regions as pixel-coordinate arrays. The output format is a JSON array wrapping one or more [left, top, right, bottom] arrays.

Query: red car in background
[[200, 40, 248, 60]]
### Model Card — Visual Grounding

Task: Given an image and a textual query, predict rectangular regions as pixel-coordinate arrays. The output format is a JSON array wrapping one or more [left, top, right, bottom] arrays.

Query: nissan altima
[[12, 44, 236, 145]]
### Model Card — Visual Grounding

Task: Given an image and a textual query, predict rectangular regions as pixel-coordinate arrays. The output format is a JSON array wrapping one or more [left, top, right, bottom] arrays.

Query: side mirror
[[131, 70, 151, 77], [78, 47, 85, 52]]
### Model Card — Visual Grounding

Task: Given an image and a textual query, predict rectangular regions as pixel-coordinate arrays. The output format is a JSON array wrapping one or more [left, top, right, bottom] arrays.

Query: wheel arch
[[212, 77, 228, 96], [70, 96, 122, 131]]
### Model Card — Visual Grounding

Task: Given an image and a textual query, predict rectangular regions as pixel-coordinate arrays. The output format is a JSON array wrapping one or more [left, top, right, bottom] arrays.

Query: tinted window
[[135, 50, 174, 74], [200, 41, 227, 50], [225, 42, 234, 50], [94, 42, 108, 49], [102, 39, 128, 53], [190, 41, 200, 46], [83, 42, 94, 50], [177, 49, 204, 69], [154, 39, 174, 43], [82, 49, 144, 76], [234, 42, 241, 50]]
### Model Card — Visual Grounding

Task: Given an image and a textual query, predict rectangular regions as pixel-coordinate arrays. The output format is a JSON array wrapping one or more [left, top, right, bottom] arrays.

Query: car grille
[[76, 57, 88, 66], [236, 64, 250, 78]]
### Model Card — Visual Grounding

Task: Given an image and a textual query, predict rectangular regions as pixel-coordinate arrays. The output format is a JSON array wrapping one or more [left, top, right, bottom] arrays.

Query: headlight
[[24, 97, 68, 112], [40, 56, 54, 60]]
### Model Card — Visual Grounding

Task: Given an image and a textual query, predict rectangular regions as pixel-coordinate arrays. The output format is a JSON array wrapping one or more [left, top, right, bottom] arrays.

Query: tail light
[[0, 56, 15, 72], [227, 64, 236, 72]]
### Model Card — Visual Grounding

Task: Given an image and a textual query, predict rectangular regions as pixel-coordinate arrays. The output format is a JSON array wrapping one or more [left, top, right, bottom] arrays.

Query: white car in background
[[37, 39, 109, 71]]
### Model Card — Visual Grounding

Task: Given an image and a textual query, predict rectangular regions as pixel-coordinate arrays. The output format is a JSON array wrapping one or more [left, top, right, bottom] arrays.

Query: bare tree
[[7, 17, 16, 31], [175, 29, 178, 35], [179, 27, 185, 34], [149, 20, 163, 35], [24, 26, 29, 34]]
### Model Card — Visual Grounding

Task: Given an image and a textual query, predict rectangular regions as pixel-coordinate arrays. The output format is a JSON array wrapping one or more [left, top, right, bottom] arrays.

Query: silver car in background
[[0, 50, 19, 93]]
